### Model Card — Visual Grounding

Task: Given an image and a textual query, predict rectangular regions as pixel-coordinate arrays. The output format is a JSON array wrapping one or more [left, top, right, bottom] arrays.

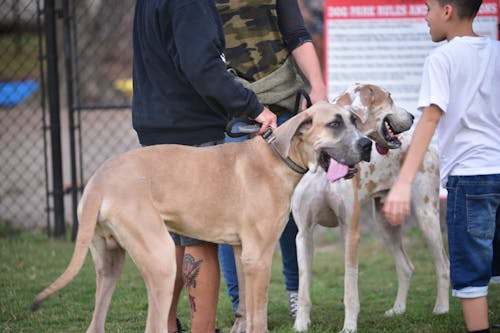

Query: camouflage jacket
[[215, 0, 288, 82]]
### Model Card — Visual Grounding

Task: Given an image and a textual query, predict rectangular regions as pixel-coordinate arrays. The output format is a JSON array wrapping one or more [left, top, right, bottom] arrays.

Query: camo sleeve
[[276, 0, 313, 52]]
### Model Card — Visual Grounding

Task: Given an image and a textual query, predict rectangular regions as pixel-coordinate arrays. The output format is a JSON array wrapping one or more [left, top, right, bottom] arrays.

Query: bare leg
[[184, 242, 220, 333], [461, 296, 489, 332]]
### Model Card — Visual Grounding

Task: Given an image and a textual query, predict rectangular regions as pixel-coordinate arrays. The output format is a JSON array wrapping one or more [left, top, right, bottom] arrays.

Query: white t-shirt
[[417, 36, 500, 186]]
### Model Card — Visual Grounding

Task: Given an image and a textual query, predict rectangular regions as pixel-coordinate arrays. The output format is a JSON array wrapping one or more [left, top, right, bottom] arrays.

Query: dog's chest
[[357, 153, 400, 201]]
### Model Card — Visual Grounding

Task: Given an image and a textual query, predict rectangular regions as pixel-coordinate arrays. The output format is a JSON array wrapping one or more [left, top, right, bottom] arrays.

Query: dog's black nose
[[357, 137, 372, 162]]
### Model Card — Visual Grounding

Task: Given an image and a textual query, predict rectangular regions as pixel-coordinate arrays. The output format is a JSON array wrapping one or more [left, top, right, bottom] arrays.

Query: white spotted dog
[[291, 84, 450, 333]]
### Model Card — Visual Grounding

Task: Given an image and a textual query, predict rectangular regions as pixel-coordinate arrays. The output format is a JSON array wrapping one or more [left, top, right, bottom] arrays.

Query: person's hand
[[303, 87, 328, 110], [254, 107, 277, 135], [382, 180, 412, 225]]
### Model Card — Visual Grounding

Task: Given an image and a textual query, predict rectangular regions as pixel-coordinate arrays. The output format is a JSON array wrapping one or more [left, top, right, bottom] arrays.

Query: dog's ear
[[343, 84, 372, 124], [272, 110, 312, 157], [334, 84, 370, 124]]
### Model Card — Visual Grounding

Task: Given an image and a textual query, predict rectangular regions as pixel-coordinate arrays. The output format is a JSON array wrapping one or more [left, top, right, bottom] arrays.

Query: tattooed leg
[[182, 242, 220, 333], [183, 253, 203, 312]]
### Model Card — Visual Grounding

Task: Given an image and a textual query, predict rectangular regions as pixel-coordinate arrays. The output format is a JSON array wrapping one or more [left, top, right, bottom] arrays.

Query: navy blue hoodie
[[132, 0, 263, 145]]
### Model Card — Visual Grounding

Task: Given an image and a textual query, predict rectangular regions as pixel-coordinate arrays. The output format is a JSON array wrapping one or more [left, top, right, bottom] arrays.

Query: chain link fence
[[0, 0, 139, 235], [0, 0, 48, 233], [0, 0, 330, 236]]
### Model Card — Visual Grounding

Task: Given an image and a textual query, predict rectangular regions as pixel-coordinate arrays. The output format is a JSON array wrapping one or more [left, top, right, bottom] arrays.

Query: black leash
[[293, 88, 312, 111], [261, 127, 308, 174]]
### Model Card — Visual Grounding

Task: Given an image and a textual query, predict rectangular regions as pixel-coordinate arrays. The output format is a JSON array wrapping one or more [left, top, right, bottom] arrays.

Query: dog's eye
[[328, 120, 342, 129], [350, 114, 358, 127], [328, 114, 344, 129]]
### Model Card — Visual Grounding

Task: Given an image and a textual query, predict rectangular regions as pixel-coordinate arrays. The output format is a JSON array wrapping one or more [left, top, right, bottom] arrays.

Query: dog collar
[[262, 128, 308, 175]]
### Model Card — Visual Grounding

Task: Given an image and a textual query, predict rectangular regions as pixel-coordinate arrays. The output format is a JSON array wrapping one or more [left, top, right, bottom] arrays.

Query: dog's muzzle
[[377, 114, 414, 155], [358, 137, 372, 162], [321, 137, 372, 183]]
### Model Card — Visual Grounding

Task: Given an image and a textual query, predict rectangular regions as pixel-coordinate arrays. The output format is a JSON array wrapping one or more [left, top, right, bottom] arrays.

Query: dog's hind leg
[[115, 212, 176, 333], [372, 197, 414, 317], [85, 235, 126, 333], [413, 210, 450, 314], [411, 174, 450, 314]]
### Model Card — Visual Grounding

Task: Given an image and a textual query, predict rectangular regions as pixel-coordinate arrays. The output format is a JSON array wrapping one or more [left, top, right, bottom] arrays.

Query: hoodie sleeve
[[168, 0, 264, 119]]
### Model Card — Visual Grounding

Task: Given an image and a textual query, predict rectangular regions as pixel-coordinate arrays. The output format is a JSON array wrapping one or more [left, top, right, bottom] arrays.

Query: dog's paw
[[293, 316, 311, 332], [229, 317, 246, 333], [384, 306, 406, 316], [339, 327, 356, 333], [432, 303, 449, 314]]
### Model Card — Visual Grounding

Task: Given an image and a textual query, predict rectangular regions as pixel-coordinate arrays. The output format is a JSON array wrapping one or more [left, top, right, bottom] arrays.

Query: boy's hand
[[383, 181, 412, 225]]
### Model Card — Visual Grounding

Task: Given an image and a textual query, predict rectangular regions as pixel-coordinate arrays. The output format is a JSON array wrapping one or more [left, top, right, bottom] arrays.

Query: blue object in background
[[0, 81, 39, 107]]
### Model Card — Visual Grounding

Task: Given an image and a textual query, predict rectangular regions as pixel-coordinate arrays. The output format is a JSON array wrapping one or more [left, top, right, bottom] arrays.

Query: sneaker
[[287, 290, 299, 318]]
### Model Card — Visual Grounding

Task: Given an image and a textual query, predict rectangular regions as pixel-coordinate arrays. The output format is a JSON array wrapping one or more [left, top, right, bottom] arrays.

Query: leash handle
[[225, 89, 312, 138], [225, 116, 259, 138]]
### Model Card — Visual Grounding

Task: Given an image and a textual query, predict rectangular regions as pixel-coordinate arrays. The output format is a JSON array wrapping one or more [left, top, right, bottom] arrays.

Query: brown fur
[[32, 102, 372, 333]]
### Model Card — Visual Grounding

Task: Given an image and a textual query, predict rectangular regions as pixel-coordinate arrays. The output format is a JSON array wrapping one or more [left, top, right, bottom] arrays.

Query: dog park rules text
[[324, 0, 499, 114]]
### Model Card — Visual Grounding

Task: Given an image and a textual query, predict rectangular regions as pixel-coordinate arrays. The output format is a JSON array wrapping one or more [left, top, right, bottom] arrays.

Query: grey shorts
[[168, 138, 224, 246]]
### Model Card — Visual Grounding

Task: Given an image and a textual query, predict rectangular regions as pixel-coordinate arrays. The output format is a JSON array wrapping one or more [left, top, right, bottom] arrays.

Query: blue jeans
[[445, 174, 500, 298], [218, 111, 299, 311]]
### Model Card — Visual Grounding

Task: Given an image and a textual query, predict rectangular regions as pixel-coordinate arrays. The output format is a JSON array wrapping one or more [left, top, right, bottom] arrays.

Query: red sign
[[325, 0, 498, 19]]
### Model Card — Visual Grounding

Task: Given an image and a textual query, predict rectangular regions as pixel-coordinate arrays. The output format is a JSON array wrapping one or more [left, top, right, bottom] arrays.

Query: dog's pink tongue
[[326, 158, 349, 182], [376, 143, 389, 155]]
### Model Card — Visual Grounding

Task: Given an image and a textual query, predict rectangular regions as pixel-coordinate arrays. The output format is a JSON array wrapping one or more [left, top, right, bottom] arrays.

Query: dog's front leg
[[241, 245, 274, 333], [372, 197, 413, 316], [294, 220, 315, 332], [340, 185, 360, 333], [230, 245, 247, 333]]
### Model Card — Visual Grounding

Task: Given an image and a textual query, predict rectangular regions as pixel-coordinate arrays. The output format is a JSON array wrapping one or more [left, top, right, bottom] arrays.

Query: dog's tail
[[30, 185, 102, 312]]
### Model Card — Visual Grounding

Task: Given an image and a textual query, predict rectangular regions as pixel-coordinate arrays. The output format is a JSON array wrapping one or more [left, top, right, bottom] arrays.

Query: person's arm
[[291, 42, 327, 105], [383, 105, 442, 225], [170, 1, 274, 126], [276, 0, 326, 105]]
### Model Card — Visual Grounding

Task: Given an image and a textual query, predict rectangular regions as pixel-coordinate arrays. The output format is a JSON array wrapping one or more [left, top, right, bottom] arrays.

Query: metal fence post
[[62, 0, 80, 241], [44, 0, 65, 238]]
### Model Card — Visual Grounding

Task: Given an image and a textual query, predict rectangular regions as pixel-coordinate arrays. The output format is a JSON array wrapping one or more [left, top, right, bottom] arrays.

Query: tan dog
[[31, 102, 372, 333], [292, 84, 450, 332]]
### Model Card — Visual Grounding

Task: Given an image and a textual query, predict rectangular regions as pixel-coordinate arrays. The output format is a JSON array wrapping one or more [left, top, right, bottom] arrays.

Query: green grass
[[1, 227, 498, 332]]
